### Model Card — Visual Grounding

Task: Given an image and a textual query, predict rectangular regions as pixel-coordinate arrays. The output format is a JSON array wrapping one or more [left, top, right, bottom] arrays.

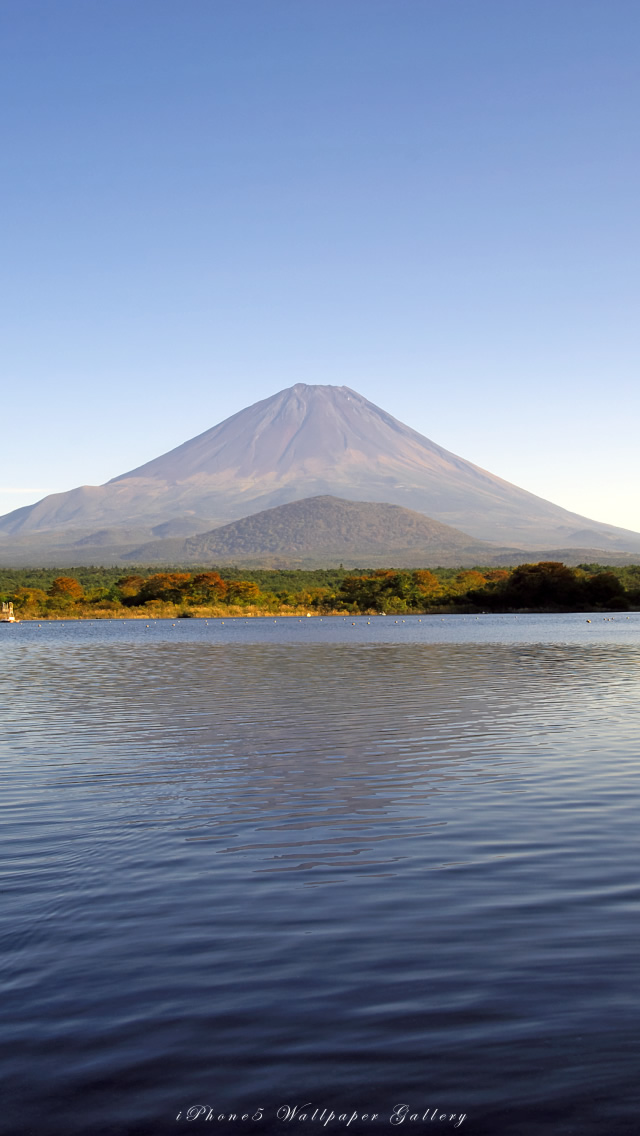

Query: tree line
[[3, 561, 639, 618]]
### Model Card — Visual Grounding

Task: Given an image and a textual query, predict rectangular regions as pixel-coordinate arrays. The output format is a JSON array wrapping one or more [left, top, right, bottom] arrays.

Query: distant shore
[[2, 560, 639, 620]]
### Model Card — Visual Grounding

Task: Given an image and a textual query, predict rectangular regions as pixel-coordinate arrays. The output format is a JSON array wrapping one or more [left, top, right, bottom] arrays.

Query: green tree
[[584, 571, 628, 609], [12, 586, 48, 614]]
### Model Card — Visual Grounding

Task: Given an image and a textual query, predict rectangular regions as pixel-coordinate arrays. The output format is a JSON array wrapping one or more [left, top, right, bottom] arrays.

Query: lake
[[2, 614, 639, 1135]]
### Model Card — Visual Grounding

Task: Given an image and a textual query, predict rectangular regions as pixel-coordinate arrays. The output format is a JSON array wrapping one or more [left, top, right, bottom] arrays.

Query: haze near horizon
[[1, 1, 639, 530]]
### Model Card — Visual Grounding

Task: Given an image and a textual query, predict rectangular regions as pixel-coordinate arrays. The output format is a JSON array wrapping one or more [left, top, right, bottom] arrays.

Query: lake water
[[2, 614, 639, 1135]]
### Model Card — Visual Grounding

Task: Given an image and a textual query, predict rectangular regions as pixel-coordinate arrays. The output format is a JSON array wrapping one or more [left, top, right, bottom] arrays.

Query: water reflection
[[3, 643, 625, 866], [1, 638, 640, 1135]]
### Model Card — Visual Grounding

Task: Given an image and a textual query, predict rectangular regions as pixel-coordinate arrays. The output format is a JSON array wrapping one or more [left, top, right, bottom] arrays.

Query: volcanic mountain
[[1, 383, 640, 559]]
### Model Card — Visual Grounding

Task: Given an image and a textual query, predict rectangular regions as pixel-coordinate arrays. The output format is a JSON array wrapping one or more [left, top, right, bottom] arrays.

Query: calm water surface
[[1, 615, 639, 1135]]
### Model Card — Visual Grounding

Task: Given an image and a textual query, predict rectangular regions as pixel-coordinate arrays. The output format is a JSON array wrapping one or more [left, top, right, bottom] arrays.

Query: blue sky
[[2, 0, 639, 531]]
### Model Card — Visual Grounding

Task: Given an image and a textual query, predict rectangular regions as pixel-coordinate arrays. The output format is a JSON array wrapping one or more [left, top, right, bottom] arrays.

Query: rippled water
[[2, 616, 640, 1135]]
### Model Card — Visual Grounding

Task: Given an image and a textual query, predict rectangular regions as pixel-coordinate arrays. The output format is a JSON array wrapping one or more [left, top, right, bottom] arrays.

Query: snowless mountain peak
[[2, 382, 640, 555]]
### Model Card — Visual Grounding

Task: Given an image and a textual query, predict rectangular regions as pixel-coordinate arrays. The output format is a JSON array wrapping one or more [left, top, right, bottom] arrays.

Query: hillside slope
[[179, 496, 494, 560]]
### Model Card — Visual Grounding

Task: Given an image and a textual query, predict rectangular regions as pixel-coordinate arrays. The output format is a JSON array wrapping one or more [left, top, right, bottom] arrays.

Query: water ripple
[[1, 629, 639, 1135]]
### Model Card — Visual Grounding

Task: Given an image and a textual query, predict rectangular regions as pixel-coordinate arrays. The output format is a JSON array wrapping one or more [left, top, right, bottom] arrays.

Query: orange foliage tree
[[191, 572, 228, 602], [117, 575, 146, 598], [137, 574, 192, 603], [48, 577, 84, 600], [226, 580, 261, 603]]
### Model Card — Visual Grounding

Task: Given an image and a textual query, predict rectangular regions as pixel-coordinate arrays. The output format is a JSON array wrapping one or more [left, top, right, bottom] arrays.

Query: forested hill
[[178, 496, 494, 560], [126, 496, 640, 569]]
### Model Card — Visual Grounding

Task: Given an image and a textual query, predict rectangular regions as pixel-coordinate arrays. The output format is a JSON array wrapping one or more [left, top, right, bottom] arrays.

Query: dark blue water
[[2, 615, 640, 1135]]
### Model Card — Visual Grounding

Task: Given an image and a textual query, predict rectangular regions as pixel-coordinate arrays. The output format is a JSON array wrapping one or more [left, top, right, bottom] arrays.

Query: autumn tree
[[190, 572, 228, 602], [48, 577, 84, 600], [11, 586, 48, 613], [117, 575, 145, 599], [226, 580, 261, 603], [412, 569, 440, 592], [136, 573, 192, 604]]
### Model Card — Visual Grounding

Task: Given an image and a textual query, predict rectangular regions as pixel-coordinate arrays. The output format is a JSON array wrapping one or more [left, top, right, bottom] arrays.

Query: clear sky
[[2, 0, 639, 531]]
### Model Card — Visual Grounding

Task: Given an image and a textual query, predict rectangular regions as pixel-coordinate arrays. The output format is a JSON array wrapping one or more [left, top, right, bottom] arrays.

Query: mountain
[[123, 495, 640, 569], [125, 495, 497, 565], [2, 383, 640, 560]]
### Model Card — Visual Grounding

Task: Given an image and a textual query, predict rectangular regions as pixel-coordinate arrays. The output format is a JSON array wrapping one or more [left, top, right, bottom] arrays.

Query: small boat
[[1, 601, 17, 623]]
